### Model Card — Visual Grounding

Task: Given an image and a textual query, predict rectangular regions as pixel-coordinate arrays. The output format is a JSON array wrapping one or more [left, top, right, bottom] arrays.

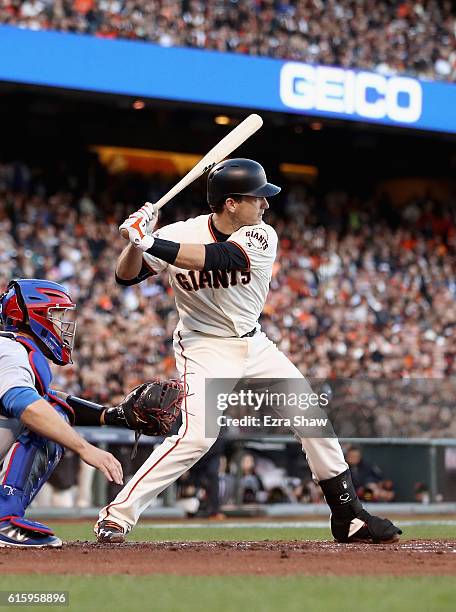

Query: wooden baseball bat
[[120, 113, 263, 237]]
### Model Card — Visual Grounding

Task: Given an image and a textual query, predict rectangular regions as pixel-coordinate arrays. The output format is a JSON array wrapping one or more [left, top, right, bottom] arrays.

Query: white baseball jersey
[[143, 214, 278, 337]]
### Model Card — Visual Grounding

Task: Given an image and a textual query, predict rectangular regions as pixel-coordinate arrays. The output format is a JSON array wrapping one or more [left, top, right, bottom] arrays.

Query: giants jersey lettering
[[143, 214, 278, 337]]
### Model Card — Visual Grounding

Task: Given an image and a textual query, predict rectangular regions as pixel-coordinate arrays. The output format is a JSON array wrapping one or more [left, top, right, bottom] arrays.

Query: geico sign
[[280, 63, 422, 123]]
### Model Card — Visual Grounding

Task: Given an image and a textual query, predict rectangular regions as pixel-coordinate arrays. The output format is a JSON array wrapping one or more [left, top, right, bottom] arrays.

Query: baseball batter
[[96, 159, 401, 544]]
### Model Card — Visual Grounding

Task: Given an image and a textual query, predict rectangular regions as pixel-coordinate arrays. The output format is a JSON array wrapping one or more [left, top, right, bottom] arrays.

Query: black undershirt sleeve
[[144, 238, 249, 271], [61, 395, 105, 426], [63, 395, 130, 429], [115, 260, 156, 286], [203, 242, 249, 271], [117, 239, 249, 277]]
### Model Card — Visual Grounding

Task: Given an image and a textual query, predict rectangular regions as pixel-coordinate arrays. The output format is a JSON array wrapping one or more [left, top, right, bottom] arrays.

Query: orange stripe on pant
[[101, 331, 188, 521]]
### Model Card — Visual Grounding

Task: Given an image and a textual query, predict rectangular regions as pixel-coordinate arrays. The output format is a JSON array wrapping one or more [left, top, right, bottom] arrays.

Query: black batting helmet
[[207, 158, 281, 207]]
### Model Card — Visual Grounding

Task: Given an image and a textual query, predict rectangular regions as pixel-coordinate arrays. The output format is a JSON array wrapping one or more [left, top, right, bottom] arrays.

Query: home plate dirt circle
[[1, 540, 456, 576]]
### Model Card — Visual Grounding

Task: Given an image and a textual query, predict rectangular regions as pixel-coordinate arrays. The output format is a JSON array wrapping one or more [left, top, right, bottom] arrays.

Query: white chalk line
[[140, 520, 456, 530]]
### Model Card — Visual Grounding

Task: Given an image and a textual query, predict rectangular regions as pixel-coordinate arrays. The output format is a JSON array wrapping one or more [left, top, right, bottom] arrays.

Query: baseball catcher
[[0, 278, 182, 548]]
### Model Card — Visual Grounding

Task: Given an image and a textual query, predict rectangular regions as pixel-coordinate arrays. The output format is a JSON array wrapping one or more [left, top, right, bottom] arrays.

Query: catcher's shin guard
[[319, 469, 402, 543], [0, 517, 62, 548], [0, 426, 64, 519]]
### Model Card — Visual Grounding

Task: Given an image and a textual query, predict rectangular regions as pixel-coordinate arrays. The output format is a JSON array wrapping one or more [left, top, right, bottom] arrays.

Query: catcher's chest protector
[[15, 335, 52, 396], [15, 336, 74, 422]]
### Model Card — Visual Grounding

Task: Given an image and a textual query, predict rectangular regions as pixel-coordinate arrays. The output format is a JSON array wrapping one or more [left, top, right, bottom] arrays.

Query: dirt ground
[[2, 540, 456, 576]]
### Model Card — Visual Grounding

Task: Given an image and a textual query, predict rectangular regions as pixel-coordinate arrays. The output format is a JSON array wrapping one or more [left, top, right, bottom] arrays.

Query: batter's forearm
[[174, 244, 206, 270], [116, 244, 144, 280], [144, 239, 204, 270]]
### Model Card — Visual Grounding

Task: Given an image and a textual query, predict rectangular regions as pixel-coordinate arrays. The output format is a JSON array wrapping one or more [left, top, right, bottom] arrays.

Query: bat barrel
[[119, 113, 264, 238]]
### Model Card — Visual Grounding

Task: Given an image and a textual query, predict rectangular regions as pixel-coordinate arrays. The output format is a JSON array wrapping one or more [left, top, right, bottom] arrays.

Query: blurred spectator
[[346, 445, 395, 502], [2, 1, 456, 81], [238, 453, 264, 503], [414, 481, 431, 504], [291, 477, 325, 503], [218, 455, 237, 506]]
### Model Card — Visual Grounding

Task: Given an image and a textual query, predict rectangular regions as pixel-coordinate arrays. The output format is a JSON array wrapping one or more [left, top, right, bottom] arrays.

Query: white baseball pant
[[98, 327, 348, 530]]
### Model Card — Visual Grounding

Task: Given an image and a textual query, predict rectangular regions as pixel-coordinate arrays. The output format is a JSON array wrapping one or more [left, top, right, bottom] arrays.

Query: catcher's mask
[[0, 279, 76, 366]]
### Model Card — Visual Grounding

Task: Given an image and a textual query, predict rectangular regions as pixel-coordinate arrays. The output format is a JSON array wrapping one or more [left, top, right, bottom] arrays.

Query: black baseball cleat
[[331, 511, 402, 544], [95, 520, 127, 544]]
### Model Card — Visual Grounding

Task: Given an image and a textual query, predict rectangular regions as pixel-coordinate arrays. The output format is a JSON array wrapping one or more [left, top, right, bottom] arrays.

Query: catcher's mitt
[[104, 380, 184, 456]]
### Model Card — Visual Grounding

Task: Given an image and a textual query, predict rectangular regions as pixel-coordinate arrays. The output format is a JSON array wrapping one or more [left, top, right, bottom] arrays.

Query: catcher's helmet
[[0, 279, 76, 365], [207, 158, 281, 206]]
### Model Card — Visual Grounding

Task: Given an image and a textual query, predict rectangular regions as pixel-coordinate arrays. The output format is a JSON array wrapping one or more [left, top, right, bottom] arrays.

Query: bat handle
[[119, 227, 142, 247]]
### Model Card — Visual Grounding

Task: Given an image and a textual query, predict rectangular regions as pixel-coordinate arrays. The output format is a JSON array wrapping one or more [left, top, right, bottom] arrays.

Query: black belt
[[241, 327, 257, 338]]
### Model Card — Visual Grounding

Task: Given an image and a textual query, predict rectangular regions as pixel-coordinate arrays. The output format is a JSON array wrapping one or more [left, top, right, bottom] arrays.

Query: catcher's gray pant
[[98, 328, 348, 530], [0, 417, 24, 466]]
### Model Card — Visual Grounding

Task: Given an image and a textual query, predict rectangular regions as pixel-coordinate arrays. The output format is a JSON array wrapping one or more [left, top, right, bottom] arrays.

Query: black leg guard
[[319, 470, 402, 543]]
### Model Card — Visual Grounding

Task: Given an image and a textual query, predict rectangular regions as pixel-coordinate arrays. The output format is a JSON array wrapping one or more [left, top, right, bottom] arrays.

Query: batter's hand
[[79, 444, 124, 485], [119, 202, 158, 251]]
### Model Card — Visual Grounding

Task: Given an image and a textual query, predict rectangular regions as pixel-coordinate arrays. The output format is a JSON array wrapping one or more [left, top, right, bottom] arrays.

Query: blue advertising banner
[[1, 25, 455, 134]]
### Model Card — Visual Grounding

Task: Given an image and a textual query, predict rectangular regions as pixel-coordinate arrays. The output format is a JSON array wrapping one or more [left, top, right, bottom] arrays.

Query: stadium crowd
[[0, 159, 455, 439], [1, 0, 456, 82]]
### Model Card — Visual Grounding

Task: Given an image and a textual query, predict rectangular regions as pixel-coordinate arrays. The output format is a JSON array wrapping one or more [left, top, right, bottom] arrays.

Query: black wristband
[[146, 238, 180, 264]]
